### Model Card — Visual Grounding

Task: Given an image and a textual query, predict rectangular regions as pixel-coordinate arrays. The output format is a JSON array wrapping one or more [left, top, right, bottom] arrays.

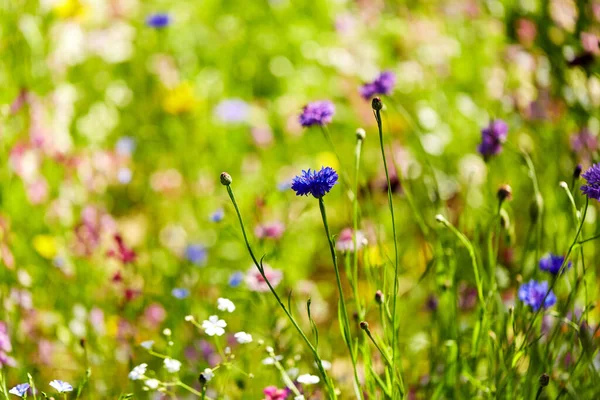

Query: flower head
[[49, 380, 73, 393], [291, 167, 338, 198], [255, 221, 285, 240], [9, 383, 30, 398], [580, 163, 600, 201], [245, 264, 283, 292], [128, 363, 148, 380], [518, 280, 556, 311], [298, 101, 335, 127], [202, 315, 227, 336], [185, 244, 207, 266], [172, 288, 190, 299], [144, 378, 160, 390], [215, 99, 250, 124], [263, 386, 290, 400], [336, 228, 368, 252], [478, 120, 508, 158], [200, 368, 214, 382], [539, 253, 571, 275], [146, 13, 170, 28], [217, 297, 235, 313], [234, 331, 253, 344], [297, 374, 320, 385], [360, 71, 396, 100], [164, 358, 182, 373], [210, 209, 224, 222]]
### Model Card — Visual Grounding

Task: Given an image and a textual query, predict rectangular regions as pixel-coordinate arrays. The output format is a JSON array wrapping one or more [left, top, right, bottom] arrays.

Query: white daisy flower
[[202, 315, 227, 336]]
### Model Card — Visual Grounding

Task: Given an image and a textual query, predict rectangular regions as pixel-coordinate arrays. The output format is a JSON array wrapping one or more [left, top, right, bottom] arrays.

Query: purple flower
[[209, 209, 224, 223], [478, 120, 508, 157], [539, 253, 571, 275], [185, 244, 207, 266], [570, 128, 598, 154], [215, 99, 250, 123], [360, 71, 396, 100], [49, 380, 73, 393], [291, 167, 338, 198], [146, 13, 170, 28], [298, 101, 335, 127], [518, 280, 556, 311], [581, 163, 600, 201], [172, 288, 190, 299], [9, 383, 30, 398]]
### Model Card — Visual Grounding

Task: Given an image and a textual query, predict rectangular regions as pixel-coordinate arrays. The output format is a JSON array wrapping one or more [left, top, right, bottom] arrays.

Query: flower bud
[[573, 164, 582, 179], [356, 128, 366, 141], [539, 373, 549, 387], [497, 184, 512, 202], [220, 172, 232, 186], [359, 321, 369, 331], [375, 290, 384, 304], [371, 97, 383, 111]]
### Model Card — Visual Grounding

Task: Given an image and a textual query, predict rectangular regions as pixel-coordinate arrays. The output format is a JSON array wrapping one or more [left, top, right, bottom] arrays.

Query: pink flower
[[255, 221, 285, 240], [107, 234, 136, 264], [336, 228, 368, 252], [245, 264, 283, 292], [263, 386, 290, 400], [144, 303, 166, 329]]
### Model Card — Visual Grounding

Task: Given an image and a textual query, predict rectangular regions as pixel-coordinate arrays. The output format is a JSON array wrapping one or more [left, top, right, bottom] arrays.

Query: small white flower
[[128, 363, 148, 380], [163, 328, 172, 336], [144, 378, 160, 390], [140, 340, 154, 350], [217, 297, 236, 312], [262, 355, 283, 365], [200, 368, 214, 382], [164, 358, 182, 373], [321, 360, 332, 370], [202, 315, 227, 336], [184, 315, 194, 322], [297, 374, 320, 385], [234, 331, 253, 344], [49, 380, 73, 393]]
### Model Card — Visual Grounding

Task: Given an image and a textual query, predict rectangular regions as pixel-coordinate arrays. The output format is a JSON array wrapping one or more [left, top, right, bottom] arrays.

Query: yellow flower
[[163, 82, 197, 114], [32, 235, 57, 259], [54, 0, 87, 20]]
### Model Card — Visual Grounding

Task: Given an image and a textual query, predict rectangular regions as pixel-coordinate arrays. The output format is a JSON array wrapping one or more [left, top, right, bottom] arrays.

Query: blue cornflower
[[291, 167, 338, 198], [580, 163, 600, 201], [228, 271, 244, 287], [478, 119, 508, 158], [146, 13, 171, 28], [49, 380, 73, 393], [209, 209, 224, 223], [360, 71, 396, 100], [298, 101, 335, 127], [518, 280, 556, 311], [172, 288, 190, 299], [539, 253, 571, 275], [185, 244, 207, 266], [9, 383, 30, 398]]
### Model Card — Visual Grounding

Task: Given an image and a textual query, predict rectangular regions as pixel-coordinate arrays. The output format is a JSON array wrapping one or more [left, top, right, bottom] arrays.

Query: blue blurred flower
[[215, 99, 250, 123], [291, 167, 338, 198], [298, 101, 335, 127], [146, 13, 171, 28], [478, 120, 508, 158], [278, 180, 292, 191], [9, 383, 29, 398], [518, 280, 556, 311], [49, 380, 73, 393], [360, 71, 396, 100], [185, 244, 207, 266], [172, 288, 190, 299], [581, 163, 600, 201], [228, 271, 244, 287], [118, 167, 132, 184], [116, 136, 136, 155], [539, 253, 571, 275], [209, 209, 224, 222]]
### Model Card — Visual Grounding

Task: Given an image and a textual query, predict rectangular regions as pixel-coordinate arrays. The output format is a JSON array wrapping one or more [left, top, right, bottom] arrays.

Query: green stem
[[224, 184, 336, 399], [318, 197, 362, 400], [373, 107, 404, 398]]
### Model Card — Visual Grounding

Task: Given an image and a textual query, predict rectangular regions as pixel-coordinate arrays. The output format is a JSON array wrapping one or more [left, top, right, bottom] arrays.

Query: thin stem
[[224, 184, 337, 399], [373, 107, 404, 398], [177, 381, 212, 399], [353, 135, 364, 318], [318, 197, 362, 400]]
